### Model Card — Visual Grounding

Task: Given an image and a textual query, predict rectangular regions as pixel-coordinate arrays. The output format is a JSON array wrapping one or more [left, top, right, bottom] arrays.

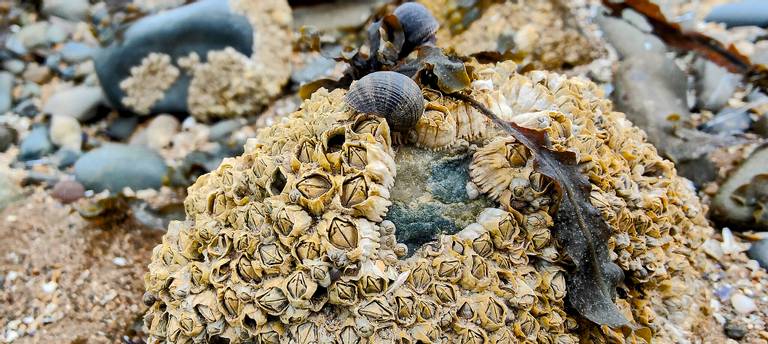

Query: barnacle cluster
[[418, 0, 604, 70], [145, 61, 712, 343], [117, 0, 292, 121]]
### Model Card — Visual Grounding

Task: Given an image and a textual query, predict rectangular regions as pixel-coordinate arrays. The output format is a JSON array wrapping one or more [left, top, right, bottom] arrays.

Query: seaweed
[[449, 93, 629, 328]]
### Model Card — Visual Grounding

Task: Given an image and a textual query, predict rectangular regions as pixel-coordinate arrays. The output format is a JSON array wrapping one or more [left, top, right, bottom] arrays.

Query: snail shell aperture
[[394, 2, 439, 52], [345, 71, 425, 132]]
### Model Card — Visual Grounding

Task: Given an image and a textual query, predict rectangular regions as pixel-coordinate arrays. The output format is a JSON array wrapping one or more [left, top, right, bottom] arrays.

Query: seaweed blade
[[452, 93, 629, 327]]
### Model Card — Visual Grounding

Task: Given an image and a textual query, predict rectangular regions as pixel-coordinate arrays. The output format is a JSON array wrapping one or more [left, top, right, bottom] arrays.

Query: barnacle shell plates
[[145, 62, 713, 343]]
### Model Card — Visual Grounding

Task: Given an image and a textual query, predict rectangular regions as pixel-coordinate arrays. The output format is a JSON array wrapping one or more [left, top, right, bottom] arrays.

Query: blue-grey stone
[[748, 239, 768, 269], [94, 0, 254, 114], [13, 99, 39, 117], [2, 59, 26, 75], [43, 0, 90, 21], [207, 118, 242, 141], [74, 144, 168, 192], [53, 148, 81, 169], [706, 0, 768, 28], [19, 125, 54, 161], [0, 72, 13, 114], [106, 116, 139, 141], [43, 86, 103, 122], [0, 125, 17, 152], [60, 42, 95, 63]]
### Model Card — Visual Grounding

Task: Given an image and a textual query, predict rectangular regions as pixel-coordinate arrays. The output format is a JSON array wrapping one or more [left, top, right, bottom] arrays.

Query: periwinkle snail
[[345, 71, 425, 132], [394, 2, 439, 53]]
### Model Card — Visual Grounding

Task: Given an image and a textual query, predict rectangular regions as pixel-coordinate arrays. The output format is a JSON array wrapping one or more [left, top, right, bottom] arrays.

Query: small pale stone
[[112, 257, 128, 266], [49, 115, 82, 151], [730, 293, 757, 314], [42, 281, 57, 294]]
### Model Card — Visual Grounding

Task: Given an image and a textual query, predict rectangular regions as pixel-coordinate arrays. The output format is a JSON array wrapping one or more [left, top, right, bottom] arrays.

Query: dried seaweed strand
[[449, 92, 629, 328]]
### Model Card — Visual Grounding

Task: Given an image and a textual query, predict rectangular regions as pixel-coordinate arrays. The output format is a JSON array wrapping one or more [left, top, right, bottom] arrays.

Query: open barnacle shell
[[291, 169, 339, 215], [336, 172, 392, 222]]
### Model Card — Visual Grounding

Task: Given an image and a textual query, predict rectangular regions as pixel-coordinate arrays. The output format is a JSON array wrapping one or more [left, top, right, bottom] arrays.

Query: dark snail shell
[[345, 71, 425, 132], [394, 2, 439, 52]]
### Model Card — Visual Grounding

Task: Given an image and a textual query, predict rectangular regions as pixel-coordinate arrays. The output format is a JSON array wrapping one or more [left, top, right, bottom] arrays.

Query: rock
[[724, 321, 747, 340], [43, 86, 103, 122], [59, 42, 95, 63], [695, 59, 742, 112], [207, 118, 242, 141], [13, 99, 39, 117], [596, 15, 666, 58], [16, 22, 50, 50], [22, 63, 52, 84], [0, 72, 13, 114], [94, 0, 254, 114], [613, 53, 740, 185], [747, 239, 768, 269], [0, 173, 23, 210], [755, 114, 768, 138], [730, 293, 757, 314], [42, 0, 90, 21], [18, 125, 54, 161], [706, 0, 768, 28], [144, 114, 180, 150], [168, 142, 243, 186], [49, 115, 83, 151], [52, 148, 80, 169], [74, 144, 168, 192], [2, 59, 26, 75], [50, 179, 85, 204], [106, 116, 139, 141], [290, 55, 337, 85], [699, 108, 753, 135], [712, 145, 768, 230], [0, 125, 18, 152]]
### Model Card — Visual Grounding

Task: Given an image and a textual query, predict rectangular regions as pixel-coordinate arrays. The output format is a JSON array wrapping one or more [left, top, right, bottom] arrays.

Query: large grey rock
[[0, 72, 13, 114], [695, 59, 742, 112], [19, 125, 54, 161], [748, 239, 768, 269], [43, 0, 90, 21], [43, 86, 103, 122], [94, 0, 253, 114], [74, 144, 168, 192]]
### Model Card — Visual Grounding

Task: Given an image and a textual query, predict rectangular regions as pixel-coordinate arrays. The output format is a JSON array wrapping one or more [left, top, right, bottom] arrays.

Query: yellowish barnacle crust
[[120, 52, 180, 115], [418, 0, 605, 70], [145, 62, 713, 343]]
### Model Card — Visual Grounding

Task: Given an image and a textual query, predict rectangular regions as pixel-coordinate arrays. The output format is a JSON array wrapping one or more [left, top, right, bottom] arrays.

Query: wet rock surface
[[18, 125, 54, 161]]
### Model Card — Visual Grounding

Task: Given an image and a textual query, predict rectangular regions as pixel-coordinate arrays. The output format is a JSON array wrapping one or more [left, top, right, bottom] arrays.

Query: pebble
[[13, 99, 39, 117], [94, 0, 254, 114], [0, 125, 18, 152], [695, 59, 742, 112], [2, 59, 26, 75], [699, 108, 753, 135], [50, 179, 85, 204], [74, 144, 168, 192], [19, 125, 54, 161], [144, 114, 180, 149], [0, 72, 13, 113], [52, 148, 80, 169], [106, 116, 139, 141], [725, 321, 747, 340], [16, 22, 50, 49], [42, 0, 90, 21], [207, 118, 242, 141], [43, 86, 103, 122], [730, 293, 758, 314], [112, 257, 128, 266], [22, 63, 52, 84], [41, 281, 57, 294], [748, 238, 768, 269], [59, 41, 95, 63], [596, 15, 666, 58], [706, 0, 768, 28], [49, 115, 83, 151]]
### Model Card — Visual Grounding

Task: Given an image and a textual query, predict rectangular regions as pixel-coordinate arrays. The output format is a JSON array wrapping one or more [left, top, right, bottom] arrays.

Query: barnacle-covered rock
[[418, 0, 606, 70], [145, 61, 715, 343], [95, 0, 292, 121]]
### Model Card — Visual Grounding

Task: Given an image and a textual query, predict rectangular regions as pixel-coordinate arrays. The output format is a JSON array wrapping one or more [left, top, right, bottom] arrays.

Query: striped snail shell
[[345, 71, 425, 132], [394, 2, 439, 52]]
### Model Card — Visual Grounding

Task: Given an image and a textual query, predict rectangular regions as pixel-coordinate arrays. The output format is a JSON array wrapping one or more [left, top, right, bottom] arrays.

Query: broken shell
[[345, 71, 425, 132]]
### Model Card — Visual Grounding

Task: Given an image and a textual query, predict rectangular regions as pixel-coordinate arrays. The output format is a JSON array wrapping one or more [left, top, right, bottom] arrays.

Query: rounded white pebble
[[112, 257, 128, 266], [730, 293, 757, 314], [41, 281, 57, 294]]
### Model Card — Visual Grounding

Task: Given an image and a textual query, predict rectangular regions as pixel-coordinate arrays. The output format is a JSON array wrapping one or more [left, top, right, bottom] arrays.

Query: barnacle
[[145, 61, 714, 343]]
